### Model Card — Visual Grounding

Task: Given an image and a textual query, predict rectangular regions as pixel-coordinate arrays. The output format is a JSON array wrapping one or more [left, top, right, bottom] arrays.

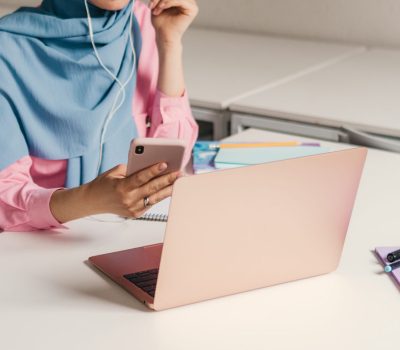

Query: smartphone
[[127, 138, 186, 176]]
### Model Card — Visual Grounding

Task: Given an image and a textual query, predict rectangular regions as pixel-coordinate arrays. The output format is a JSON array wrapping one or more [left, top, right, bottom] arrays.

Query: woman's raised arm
[[133, 0, 198, 166]]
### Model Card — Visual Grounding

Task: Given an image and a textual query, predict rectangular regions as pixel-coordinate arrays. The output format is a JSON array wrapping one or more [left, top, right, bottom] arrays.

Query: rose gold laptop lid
[[152, 147, 367, 310]]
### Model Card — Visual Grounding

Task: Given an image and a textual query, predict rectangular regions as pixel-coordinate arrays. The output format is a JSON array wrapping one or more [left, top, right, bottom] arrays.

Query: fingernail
[[159, 163, 167, 171]]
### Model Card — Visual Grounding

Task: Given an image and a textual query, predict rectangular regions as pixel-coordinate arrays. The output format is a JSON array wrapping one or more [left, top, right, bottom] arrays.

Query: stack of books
[[192, 141, 220, 174], [193, 140, 328, 174]]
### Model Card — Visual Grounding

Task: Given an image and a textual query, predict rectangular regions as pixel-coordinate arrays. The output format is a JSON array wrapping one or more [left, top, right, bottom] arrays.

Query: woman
[[0, 0, 199, 231]]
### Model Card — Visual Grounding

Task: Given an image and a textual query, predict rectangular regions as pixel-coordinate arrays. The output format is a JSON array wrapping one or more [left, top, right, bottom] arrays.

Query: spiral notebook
[[138, 198, 171, 222]]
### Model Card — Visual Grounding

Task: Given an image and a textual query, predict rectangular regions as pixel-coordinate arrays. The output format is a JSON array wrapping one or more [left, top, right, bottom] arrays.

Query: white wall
[[0, 0, 38, 5], [2, 0, 400, 48], [194, 0, 400, 48], [0, 5, 12, 17], [0, 0, 39, 16]]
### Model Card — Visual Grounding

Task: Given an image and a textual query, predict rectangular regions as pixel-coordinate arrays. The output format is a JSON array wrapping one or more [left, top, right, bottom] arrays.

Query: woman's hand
[[50, 163, 180, 223], [149, 0, 199, 45], [149, 0, 198, 97]]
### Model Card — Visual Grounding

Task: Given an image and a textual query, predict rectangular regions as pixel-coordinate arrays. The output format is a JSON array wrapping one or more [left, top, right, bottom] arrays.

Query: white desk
[[1, 128, 400, 350], [183, 28, 363, 139], [230, 49, 400, 144]]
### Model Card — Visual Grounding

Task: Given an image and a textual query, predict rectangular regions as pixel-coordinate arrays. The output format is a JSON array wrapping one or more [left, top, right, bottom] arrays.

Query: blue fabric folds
[[0, 0, 142, 187]]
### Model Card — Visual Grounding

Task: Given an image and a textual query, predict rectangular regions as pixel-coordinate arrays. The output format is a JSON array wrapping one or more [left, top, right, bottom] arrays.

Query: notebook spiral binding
[[138, 213, 168, 222]]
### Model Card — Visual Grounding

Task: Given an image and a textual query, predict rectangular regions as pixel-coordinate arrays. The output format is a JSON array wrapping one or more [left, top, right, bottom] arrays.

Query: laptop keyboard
[[124, 268, 159, 297]]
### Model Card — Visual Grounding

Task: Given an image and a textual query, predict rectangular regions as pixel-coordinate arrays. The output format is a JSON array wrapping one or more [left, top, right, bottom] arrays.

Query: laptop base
[[89, 243, 163, 309]]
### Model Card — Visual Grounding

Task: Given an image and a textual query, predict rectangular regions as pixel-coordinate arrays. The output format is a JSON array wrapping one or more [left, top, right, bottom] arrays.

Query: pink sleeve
[[133, 1, 199, 166], [0, 156, 64, 232]]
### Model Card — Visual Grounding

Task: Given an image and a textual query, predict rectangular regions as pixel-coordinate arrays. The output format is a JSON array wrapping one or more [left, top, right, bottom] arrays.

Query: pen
[[384, 260, 400, 273], [386, 248, 400, 263], [195, 141, 321, 151], [209, 142, 301, 149]]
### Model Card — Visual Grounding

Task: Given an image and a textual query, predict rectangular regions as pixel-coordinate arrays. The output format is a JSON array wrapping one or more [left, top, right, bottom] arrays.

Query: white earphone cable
[[83, 0, 137, 175]]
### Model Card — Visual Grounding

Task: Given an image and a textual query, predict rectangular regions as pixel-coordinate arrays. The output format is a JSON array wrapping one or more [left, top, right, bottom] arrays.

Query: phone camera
[[135, 146, 144, 154]]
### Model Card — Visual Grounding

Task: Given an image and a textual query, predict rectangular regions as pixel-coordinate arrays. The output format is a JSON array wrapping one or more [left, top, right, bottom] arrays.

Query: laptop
[[89, 147, 367, 311]]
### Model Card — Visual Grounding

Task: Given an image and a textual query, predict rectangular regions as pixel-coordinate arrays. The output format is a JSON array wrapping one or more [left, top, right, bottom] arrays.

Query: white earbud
[[83, 0, 137, 175]]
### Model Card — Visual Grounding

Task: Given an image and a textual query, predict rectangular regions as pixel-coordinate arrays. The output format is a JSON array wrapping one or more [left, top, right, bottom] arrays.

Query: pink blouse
[[0, 2, 198, 232]]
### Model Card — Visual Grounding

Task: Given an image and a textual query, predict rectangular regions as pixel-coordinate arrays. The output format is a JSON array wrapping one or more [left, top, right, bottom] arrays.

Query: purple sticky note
[[375, 246, 400, 286]]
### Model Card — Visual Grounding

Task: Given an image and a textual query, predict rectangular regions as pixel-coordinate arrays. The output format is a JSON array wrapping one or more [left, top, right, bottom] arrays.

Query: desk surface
[[183, 28, 363, 110], [1, 129, 400, 350], [231, 49, 400, 137]]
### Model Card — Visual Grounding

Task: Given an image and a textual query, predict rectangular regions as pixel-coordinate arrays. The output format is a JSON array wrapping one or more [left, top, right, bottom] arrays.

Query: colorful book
[[193, 141, 323, 173], [192, 141, 220, 174]]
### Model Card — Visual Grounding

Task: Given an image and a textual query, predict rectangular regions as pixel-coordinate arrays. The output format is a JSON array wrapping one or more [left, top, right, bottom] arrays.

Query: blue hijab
[[0, 0, 142, 188]]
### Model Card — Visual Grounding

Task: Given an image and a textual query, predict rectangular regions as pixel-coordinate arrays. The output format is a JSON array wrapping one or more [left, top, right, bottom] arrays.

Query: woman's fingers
[[147, 184, 174, 206], [140, 171, 180, 198], [124, 171, 179, 219], [105, 163, 127, 178], [129, 185, 174, 219], [149, 0, 161, 11], [152, 0, 197, 16], [125, 162, 168, 189]]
